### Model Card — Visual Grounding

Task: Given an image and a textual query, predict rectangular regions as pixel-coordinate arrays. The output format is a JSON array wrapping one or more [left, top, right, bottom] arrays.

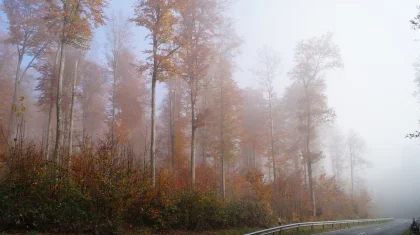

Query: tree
[[252, 45, 281, 185], [177, 0, 224, 187], [0, 31, 16, 153], [35, 46, 63, 161], [289, 33, 343, 217], [106, 12, 131, 147], [328, 127, 345, 184], [132, 0, 179, 186], [45, 0, 108, 165], [158, 76, 190, 170], [241, 88, 266, 170], [2, 0, 49, 151], [217, 55, 242, 199], [407, 56, 420, 139], [79, 58, 107, 138], [67, 50, 83, 159], [407, 9, 420, 139], [346, 130, 369, 200], [411, 6, 420, 30], [113, 49, 149, 152]]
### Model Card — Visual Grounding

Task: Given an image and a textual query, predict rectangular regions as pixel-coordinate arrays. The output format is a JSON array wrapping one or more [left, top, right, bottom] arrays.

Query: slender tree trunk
[[334, 145, 341, 183], [45, 100, 54, 161], [269, 94, 276, 185], [303, 154, 307, 186], [190, 84, 196, 188], [220, 69, 225, 200], [41, 111, 47, 156], [150, 75, 156, 187], [253, 144, 256, 168], [143, 124, 148, 180], [304, 86, 316, 217], [350, 152, 354, 201], [45, 65, 55, 161], [111, 59, 117, 146], [149, 34, 159, 187], [82, 105, 86, 139], [169, 78, 175, 171], [201, 77, 209, 167], [53, 40, 66, 165], [68, 58, 79, 163], [7, 56, 22, 150], [307, 157, 316, 217], [64, 91, 69, 156]]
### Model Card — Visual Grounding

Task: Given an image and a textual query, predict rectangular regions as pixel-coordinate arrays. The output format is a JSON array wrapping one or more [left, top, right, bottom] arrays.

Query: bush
[[223, 200, 273, 228], [0, 175, 93, 233]]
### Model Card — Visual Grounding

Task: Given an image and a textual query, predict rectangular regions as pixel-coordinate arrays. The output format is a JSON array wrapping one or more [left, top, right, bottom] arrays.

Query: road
[[313, 219, 410, 235]]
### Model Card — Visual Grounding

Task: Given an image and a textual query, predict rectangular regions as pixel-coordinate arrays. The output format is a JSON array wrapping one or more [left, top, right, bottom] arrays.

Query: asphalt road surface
[[313, 219, 411, 235]]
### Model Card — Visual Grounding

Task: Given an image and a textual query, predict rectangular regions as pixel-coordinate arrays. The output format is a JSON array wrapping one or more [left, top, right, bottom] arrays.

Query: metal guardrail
[[244, 218, 393, 235]]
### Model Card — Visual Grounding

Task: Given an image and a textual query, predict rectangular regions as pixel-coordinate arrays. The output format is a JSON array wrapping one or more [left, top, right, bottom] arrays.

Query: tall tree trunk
[[45, 102, 54, 161], [169, 77, 175, 171], [303, 153, 307, 186], [7, 55, 22, 151], [149, 34, 158, 187], [41, 111, 47, 156], [53, 40, 66, 166], [201, 76, 209, 166], [307, 157, 316, 217], [111, 59, 117, 146], [143, 124, 148, 180], [45, 45, 61, 161], [68, 58, 79, 163], [350, 151, 354, 201], [150, 75, 156, 187], [304, 86, 316, 217], [190, 83, 196, 188], [334, 145, 341, 183], [269, 93, 276, 185], [220, 69, 225, 200], [253, 144, 256, 168]]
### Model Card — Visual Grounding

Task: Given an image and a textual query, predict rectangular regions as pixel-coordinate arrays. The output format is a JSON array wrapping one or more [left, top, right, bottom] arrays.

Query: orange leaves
[[245, 169, 270, 202], [132, 0, 179, 82], [45, 0, 108, 49]]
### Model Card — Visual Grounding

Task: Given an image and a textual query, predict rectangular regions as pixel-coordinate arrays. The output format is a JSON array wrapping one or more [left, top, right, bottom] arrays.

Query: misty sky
[[95, 0, 420, 218]]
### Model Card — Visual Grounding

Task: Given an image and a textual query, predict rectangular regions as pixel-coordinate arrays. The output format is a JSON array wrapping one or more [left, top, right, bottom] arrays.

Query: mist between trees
[[0, 0, 375, 234]]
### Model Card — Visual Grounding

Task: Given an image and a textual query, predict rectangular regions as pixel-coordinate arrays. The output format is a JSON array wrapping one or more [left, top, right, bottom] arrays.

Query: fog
[[227, 0, 420, 218], [2, 0, 420, 231], [96, 0, 420, 219]]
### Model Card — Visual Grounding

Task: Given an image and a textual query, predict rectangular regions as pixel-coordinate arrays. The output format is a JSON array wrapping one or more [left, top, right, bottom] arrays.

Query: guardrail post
[[297, 226, 299, 235], [323, 224, 325, 229]]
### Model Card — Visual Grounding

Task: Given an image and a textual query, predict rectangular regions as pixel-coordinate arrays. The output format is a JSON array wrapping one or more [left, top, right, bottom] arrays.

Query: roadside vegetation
[[0, 0, 378, 234]]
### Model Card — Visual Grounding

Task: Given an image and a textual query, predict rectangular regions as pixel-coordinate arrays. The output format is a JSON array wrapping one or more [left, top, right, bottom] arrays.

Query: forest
[[0, 0, 374, 234]]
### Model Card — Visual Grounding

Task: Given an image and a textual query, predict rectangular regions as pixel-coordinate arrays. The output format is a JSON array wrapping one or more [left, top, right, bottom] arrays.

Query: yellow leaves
[[132, 0, 179, 82], [11, 96, 26, 116]]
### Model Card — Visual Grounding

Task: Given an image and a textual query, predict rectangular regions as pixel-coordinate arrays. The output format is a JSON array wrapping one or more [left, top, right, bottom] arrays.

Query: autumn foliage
[[0, 0, 374, 234]]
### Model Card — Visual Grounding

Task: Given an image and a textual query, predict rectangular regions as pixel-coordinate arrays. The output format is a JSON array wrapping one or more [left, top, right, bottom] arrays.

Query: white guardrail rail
[[244, 218, 393, 235]]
